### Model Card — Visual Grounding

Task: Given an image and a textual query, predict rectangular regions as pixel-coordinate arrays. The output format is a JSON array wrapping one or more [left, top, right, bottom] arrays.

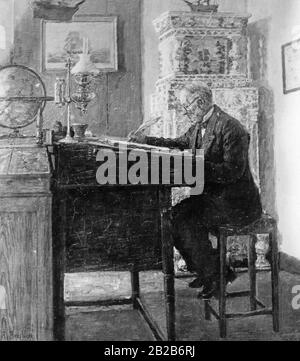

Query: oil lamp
[[54, 37, 99, 143]]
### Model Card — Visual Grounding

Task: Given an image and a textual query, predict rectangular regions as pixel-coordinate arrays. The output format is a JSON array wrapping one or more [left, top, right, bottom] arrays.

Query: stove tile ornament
[[153, 11, 250, 40], [154, 11, 250, 80], [174, 37, 229, 75]]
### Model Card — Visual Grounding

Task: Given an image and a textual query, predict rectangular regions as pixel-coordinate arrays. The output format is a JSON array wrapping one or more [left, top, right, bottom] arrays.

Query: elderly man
[[129, 83, 262, 298]]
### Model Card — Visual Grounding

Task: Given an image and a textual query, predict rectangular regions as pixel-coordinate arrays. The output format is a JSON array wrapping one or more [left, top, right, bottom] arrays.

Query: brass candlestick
[[54, 49, 98, 143], [57, 58, 76, 143]]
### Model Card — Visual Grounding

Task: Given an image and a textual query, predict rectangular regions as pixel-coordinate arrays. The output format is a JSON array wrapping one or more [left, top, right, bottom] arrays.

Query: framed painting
[[41, 15, 118, 72], [282, 38, 300, 94]]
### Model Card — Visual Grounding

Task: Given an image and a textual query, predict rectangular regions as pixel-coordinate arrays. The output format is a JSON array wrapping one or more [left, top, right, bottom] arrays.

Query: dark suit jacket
[[145, 105, 262, 225]]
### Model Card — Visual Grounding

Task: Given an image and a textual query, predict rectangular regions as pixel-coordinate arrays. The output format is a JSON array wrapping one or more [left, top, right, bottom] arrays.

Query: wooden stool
[[204, 213, 280, 338]]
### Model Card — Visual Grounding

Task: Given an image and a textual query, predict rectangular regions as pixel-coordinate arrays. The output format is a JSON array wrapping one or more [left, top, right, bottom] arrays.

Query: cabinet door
[[0, 197, 52, 341]]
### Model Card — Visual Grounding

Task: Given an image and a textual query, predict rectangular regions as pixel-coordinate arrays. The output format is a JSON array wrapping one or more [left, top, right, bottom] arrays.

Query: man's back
[[203, 106, 262, 225]]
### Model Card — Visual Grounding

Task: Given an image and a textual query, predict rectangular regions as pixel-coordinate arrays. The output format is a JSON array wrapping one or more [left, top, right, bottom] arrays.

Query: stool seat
[[217, 213, 276, 236], [204, 212, 280, 338]]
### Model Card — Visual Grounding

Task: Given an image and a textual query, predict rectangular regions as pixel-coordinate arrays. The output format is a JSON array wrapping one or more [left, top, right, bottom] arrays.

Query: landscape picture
[[42, 15, 118, 72]]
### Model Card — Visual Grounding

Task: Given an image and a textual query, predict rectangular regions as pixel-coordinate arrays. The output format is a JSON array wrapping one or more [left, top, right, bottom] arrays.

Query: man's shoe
[[188, 277, 204, 289], [197, 268, 237, 299], [226, 267, 237, 284], [197, 280, 218, 299]]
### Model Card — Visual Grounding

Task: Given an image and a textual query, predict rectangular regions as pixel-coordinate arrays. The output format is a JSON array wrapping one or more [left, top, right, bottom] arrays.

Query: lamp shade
[[71, 54, 99, 75]]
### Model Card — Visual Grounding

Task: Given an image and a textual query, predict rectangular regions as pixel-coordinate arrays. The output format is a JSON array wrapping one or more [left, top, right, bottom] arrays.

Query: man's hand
[[127, 130, 147, 144]]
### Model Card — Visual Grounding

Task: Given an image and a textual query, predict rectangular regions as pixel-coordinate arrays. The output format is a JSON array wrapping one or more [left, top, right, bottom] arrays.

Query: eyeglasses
[[181, 96, 205, 118]]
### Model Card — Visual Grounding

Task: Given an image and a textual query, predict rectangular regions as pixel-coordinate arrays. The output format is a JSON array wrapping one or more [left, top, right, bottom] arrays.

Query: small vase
[[72, 123, 88, 141]]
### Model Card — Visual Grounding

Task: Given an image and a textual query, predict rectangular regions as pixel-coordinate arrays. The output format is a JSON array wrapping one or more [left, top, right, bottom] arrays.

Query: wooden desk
[[50, 142, 192, 341]]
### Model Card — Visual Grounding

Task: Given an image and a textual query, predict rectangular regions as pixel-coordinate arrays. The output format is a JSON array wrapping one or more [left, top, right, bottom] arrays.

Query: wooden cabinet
[[0, 139, 52, 340]]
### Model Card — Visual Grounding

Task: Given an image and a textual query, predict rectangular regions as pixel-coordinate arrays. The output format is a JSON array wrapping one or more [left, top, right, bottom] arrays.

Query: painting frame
[[41, 14, 118, 73], [282, 38, 300, 94]]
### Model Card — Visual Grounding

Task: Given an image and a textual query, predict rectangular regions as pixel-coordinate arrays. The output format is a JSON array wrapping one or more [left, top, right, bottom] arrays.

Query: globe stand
[[0, 129, 22, 139], [8, 129, 22, 138], [0, 65, 54, 143]]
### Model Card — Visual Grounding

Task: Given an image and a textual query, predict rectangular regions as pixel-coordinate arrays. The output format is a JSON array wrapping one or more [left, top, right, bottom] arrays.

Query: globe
[[0, 65, 50, 131]]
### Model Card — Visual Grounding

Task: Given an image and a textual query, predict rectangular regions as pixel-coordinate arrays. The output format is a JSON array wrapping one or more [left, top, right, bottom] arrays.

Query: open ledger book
[[103, 136, 170, 151], [90, 136, 198, 156], [89, 136, 204, 158]]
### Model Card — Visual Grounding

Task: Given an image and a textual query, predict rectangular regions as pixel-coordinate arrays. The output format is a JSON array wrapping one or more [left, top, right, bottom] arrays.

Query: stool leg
[[131, 267, 140, 310], [270, 229, 280, 332], [160, 207, 176, 341], [248, 235, 257, 311], [219, 232, 227, 338], [204, 300, 211, 321]]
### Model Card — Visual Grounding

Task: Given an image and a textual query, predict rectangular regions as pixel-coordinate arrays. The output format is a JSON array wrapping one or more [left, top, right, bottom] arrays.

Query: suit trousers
[[170, 194, 230, 282]]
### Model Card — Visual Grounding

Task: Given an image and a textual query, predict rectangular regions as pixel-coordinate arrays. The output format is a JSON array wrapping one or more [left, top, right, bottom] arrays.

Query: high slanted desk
[[50, 140, 203, 341]]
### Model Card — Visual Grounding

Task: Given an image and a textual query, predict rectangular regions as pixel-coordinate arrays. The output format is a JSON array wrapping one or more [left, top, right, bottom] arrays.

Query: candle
[[54, 78, 60, 103], [82, 37, 86, 54], [54, 78, 65, 105], [82, 37, 89, 55]]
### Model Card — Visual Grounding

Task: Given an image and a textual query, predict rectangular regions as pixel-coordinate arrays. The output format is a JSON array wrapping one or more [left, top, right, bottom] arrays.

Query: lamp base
[[58, 134, 77, 144]]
